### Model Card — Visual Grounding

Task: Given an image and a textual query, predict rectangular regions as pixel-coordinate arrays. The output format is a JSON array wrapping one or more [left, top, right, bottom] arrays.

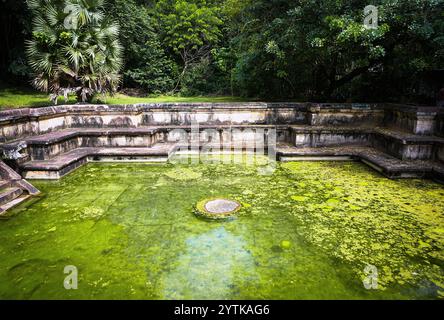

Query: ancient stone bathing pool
[[0, 157, 443, 299]]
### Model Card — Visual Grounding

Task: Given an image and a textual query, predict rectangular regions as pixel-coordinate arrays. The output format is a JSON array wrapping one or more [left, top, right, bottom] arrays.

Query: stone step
[[0, 160, 22, 180], [0, 161, 40, 214], [3, 128, 161, 161], [4, 124, 442, 162], [2, 125, 288, 161], [372, 128, 440, 160], [289, 125, 444, 143], [0, 187, 23, 206], [276, 144, 443, 181], [14, 179, 40, 195], [6, 125, 287, 145], [289, 126, 444, 160], [20, 144, 176, 180], [0, 194, 31, 215], [0, 180, 11, 189]]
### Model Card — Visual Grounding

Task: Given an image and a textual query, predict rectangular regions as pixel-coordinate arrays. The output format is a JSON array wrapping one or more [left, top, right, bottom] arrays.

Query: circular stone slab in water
[[194, 198, 242, 220], [204, 199, 240, 215]]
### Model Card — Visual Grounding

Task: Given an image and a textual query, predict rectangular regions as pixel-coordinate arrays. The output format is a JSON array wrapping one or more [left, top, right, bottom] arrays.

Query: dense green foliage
[[230, 0, 444, 102], [155, 0, 223, 91], [0, 0, 443, 103], [107, 0, 176, 93]]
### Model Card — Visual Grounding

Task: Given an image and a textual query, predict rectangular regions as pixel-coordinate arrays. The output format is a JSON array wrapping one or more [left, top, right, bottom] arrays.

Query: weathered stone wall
[[25, 131, 161, 161], [1, 103, 441, 149], [163, 126, 287, 146], [371, 131, 435, 160], [29, 136, 81, 161], [1, 102, 443, 184], [79, 134, 157, 150], [0, 103, 389, 143], [140, 103, 308, 125], [306, 103, 384, 126], [290, 127, 371, 148], [383, 104, 437, 135]]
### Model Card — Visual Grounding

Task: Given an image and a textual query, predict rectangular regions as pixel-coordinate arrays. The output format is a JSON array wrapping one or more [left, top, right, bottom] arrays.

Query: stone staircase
[[0, 124, 441, 181], [1, 125, 284, 179], [0, 160, 40, 214]]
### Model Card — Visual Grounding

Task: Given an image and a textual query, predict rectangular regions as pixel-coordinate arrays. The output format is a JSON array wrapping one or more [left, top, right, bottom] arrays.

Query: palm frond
[[27, 0, 122, 101]]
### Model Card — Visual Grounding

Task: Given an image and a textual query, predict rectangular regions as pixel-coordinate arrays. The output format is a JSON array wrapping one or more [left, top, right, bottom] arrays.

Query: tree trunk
[[172, 62, 188, 93]]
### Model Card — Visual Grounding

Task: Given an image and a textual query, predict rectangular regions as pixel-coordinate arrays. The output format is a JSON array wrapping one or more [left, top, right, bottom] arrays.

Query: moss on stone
[[164, 167, 202, 181]]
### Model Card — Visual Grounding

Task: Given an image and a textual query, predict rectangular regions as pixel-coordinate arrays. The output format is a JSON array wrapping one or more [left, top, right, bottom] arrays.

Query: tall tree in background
[[156, 0, 223, 91], [230, 0, 444, 101], [108, 0, 177, 93], [26, 0, 123, 103]]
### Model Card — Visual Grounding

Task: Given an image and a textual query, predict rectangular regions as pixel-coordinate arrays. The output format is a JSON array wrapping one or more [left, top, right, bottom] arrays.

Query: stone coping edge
[[1, 102, 440, 123]]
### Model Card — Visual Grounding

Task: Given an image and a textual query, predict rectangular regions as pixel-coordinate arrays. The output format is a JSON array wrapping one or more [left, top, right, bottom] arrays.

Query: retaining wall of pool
[[0, 103, 439, 140], [0, 102, 444, 211]]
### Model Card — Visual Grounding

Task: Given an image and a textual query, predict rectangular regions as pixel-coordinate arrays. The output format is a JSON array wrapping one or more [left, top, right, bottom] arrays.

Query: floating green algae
[[0, 159, 443, 299], [164, 167, 202, 181]]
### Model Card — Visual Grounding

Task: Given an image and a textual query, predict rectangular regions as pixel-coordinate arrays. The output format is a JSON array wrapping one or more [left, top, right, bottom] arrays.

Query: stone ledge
[[289, 126, 444, 145], [4, 124, 442, 149], [2, 124, 442, 164], [20, 143, 176, 176], [276, 143, 443, 181], [2, 102, 429, 124], [1, 125, 290, 146], [21, 144, 175, 171]]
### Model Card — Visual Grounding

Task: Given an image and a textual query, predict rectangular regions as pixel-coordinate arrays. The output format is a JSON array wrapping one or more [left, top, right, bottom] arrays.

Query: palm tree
[[26, 0, 123, 103]]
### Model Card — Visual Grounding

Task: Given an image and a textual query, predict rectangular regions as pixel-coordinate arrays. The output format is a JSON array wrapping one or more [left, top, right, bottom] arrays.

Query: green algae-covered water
[[1, 157, 444, 299]]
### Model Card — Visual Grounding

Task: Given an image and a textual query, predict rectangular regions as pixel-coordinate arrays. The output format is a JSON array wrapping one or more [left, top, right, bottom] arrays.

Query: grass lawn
[[0, 87, 76, 109], [0, 87, 249, 110], [101, 93, 250, 105]]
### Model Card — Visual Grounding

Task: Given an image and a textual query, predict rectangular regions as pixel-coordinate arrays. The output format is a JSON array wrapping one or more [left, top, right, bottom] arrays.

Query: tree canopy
[[1, 0, 443, 103]]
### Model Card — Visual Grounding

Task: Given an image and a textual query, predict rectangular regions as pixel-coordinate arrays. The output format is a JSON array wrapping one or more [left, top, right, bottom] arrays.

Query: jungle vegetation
[[0, 0, 443, 103]]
